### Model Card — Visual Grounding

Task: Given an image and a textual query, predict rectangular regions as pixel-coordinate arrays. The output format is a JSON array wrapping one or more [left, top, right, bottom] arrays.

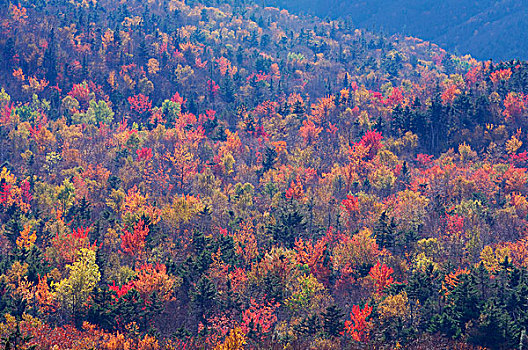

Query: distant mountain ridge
[[255, 0, 528, 60]]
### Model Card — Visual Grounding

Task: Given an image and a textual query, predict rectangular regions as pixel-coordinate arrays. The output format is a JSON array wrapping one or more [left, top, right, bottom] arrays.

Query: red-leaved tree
[[121, 219, 149, 257], [343, 303, 373, 342]]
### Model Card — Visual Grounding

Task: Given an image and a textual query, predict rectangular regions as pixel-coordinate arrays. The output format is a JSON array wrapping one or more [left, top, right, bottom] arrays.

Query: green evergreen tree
[[322, 305, 344, 337]]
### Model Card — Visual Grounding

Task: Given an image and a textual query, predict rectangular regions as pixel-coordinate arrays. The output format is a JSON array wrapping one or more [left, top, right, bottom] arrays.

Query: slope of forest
[[1, 0, 528, 349], [254, 0, 528, 61]]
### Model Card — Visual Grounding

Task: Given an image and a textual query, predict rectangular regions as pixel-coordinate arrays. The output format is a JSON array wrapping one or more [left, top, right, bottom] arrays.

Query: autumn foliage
[[0, 0, 528, 349], [343, 304, 373, 342]]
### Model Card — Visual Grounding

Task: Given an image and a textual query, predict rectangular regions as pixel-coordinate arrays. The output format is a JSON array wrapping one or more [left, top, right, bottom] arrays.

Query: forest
[[253, 0, 528, 61], [1, 0, 528, 349]]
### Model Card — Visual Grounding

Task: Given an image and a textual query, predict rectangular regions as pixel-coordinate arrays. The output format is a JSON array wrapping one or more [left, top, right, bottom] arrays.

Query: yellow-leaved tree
[[54, 248, 100, 322], [214, 328, 247, 350]]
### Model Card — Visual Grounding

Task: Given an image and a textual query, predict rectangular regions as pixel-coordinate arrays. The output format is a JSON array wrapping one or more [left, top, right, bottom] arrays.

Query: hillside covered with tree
[[1, 0, 528, 349], [254, 0, 528, 61]]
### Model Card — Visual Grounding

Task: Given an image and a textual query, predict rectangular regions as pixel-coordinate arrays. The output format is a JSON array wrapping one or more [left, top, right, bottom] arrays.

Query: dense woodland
[[1, 0, 528, 349], [255, 0, 528, 61]]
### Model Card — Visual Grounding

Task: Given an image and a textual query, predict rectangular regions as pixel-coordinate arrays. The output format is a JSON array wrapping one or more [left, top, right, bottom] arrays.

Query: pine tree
[[294, 313, 319, 337], [43, 28, 57, 85], [323, 305, 344, 337], [192, 276, 217, 324], [269, 201, 306, 248], [374, 211, 396, 252], [259, 146, 277, 176]]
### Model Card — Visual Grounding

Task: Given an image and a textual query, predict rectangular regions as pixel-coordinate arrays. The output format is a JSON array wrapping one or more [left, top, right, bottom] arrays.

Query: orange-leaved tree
[[121, 219, 149, 257], [368, 262, 394, 295], [343, 303, 373, 342]]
